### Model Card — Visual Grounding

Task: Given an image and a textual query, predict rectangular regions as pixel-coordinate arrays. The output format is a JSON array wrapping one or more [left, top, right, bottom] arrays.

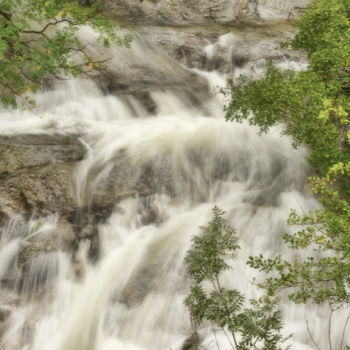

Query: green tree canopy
[[0, 0, 132, 108], [223, 0, 350, 175]]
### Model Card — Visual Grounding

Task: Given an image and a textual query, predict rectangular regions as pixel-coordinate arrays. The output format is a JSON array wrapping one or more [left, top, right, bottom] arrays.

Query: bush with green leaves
[[222, 0, 350, 348], [248, 168, 350, 350], [184, 207, 289, 350], [0, 0, 132, 108]]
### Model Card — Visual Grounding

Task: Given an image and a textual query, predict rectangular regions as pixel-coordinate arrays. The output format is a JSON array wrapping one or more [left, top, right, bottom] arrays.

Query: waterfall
[[0, 21, 347, 350]]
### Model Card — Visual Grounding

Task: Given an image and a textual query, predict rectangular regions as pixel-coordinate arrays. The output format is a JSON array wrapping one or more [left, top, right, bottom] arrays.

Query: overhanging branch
[[0, 9, 11, 21], [23, 18, 78, 35]]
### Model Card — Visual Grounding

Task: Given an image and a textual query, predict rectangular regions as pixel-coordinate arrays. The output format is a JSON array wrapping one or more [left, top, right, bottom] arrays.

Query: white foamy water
[[0, 23, 347, 350]]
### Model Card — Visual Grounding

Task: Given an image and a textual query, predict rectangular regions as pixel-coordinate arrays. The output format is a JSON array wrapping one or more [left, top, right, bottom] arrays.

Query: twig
[[231, 331, 239, 350], [328, 305, 333, 350], [340, 308, 350, 350], [23, 18, 78, 35], [306, 320, 321, 350], [222, 328, 237, 350], [0, 9, 11, 21], [212, 277, 238, 349], [211, 322, 221, 350]]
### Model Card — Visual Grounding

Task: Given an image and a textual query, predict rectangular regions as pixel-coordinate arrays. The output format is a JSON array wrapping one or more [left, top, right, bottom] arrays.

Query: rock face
[[0, 132, 175, 267], [0, 134, 86, 221], [134, 23, 307, 76], [87, 28, 211, 112], [17, 221, 75, 267], [0, 134, 86, 274], [98, 0, 310, 24]]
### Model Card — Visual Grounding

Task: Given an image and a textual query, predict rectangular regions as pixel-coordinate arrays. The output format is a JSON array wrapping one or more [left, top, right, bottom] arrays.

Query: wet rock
[[0, 305, 11, 338], [98, 0, 310, 25], [98, 0, 254, 24], [67, 201, 120, 262], [69, 207, 101, 262], [202, 25, 308, 77], [174, 45, 207, 69], [0, 134, 85, 176], [0, 121, 183, 270], [115, 23, 307, 83], [138, 163, 175, 197], [17, 251, 61, 295], [17, 241, 57, 268], [86, 153, 175, 215], [140, 202, 161, 225], [131, 90, 158, 114], [136, 25, 214, 70], [120, 265, 160, 306], [99, 68, 209, 111], [0, 211, 9, 227], [17, 221, 75, 267], [0, 134, 86, 220], [0, 162, 78, 220], [0, 306, 11, 323], [87, 27, 211, 111]]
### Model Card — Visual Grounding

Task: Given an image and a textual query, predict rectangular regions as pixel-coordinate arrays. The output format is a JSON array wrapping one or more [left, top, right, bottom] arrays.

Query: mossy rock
[[0, 134, 86, 176]]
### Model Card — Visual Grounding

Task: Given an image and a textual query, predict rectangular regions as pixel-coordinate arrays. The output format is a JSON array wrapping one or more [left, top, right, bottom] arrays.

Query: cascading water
[[0, 21, 348, 350]]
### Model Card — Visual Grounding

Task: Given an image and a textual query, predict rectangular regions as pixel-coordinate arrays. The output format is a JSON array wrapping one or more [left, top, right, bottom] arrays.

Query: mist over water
[[0, 22, 347, 350]]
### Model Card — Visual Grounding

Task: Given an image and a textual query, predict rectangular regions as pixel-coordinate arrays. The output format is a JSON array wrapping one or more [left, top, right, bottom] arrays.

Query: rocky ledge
[[96, 0, 310, 25], [0, 134, 86, 223], [0, 132, 175, 269]]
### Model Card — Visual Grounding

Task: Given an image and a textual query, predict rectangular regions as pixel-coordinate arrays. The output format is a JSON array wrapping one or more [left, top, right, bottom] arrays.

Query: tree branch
[[340, 308, 350, 350], [328, 305, 333, 350], [306, 320, 321, 350], [0, 9, 11, 21], [23, 18, 78, 35]]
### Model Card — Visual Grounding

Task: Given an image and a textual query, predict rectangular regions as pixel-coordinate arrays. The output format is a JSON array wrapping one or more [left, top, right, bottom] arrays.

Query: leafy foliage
[[248, 170, 350, 304], [185, 207, 289, 350], [223, 0, 350, 174], [222, 0, 350, 347], [185, 206, 239, 284], [0, 0, 132, 108], [223, 66, 349, 173]]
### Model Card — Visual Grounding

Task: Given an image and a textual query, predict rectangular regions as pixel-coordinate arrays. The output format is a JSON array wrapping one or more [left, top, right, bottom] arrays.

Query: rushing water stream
[[0, 22, 348, 350]]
